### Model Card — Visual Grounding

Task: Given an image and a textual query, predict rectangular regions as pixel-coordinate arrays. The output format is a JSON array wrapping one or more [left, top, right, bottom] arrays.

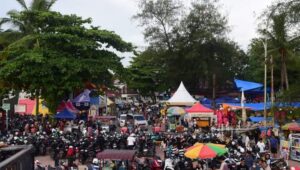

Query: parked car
[[133, 115, 148, 126], [119, 114, 134, 127]]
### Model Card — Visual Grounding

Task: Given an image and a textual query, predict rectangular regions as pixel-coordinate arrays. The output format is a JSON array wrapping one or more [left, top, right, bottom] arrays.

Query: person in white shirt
[[257, 138, 265, 153], [244, 134, 250, 148], [127, 133, 136, 149]]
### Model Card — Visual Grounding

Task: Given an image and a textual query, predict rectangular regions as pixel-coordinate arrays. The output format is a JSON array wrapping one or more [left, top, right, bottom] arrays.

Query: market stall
[[290, 133, 300, 161], [186, 102, 216, 127], [16, 98, 50, 116], [167, 106, 186, 130]]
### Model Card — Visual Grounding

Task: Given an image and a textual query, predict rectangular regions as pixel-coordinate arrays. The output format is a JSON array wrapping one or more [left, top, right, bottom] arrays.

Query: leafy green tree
[[132, 0, 248, 96], [127, 48, 168, 102], [0, 11, 132, 112], [133, 0, 182, 51]]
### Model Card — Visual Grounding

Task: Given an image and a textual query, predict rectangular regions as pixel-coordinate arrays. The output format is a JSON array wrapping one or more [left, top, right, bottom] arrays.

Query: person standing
[[237, 159, 249, 170], [269, 133, 279, 158], [127, 133, 136, 149], [257, 138, 265, 153], [219, 157, 229, 170], [244, 151, 254, 169]]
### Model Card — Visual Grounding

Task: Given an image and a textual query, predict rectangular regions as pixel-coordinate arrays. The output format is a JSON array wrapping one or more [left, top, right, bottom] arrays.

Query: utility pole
[[263, 40, 268, 127]]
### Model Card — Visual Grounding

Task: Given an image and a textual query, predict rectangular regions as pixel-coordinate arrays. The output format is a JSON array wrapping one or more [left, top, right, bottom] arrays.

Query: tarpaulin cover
[[97, 149, 136, 160], [234, 79, 263, 91], [55, 108, 76, 119], [73, 89, 91, 103], [201, 97, 239, 104], [186, 102, 213, 113], [249, 116, 272, 123], [90, 97, 100, 105]]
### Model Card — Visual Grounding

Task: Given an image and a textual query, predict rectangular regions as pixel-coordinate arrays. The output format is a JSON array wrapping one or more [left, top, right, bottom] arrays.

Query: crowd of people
[[0, 102, 292, 170]]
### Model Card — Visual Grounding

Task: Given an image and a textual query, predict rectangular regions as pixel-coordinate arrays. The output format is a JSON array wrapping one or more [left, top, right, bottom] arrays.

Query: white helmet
[[92, 158, 99, 164]]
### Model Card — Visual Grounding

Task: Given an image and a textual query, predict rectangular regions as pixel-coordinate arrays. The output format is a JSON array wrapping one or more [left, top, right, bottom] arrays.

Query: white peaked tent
[[166, 82, 196, 106]]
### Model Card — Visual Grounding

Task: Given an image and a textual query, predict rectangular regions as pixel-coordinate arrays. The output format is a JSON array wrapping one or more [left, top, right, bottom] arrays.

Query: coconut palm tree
[[261, 12, 300, 91], [0, 0, 57, 49]]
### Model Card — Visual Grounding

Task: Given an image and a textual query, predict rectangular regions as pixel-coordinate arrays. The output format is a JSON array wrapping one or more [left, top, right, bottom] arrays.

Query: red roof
[[186, 102, 213, 113]]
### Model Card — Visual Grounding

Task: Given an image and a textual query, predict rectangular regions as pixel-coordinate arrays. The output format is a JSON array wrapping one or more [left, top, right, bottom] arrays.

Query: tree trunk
[[280, 53, 285, 90], [280, 48, 289, 90]]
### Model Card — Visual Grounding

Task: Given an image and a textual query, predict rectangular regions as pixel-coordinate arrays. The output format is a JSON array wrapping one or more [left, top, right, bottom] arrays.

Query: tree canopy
[[0, 10, 132, 112], [130, 0, 248, 96]]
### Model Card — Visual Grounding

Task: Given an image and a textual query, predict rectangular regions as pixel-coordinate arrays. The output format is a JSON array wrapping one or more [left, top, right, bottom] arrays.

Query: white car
[[119, 114, 133, 127], [133, 115, 148, 126]]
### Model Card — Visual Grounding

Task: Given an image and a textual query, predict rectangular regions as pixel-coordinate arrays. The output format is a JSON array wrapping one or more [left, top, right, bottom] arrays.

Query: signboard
[[2, 103, 10, 111], [14, 104, 26, 113]]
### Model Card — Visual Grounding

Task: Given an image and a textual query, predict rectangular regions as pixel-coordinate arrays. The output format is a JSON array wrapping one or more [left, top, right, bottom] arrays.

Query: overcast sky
[[1, 0, 273, 66]]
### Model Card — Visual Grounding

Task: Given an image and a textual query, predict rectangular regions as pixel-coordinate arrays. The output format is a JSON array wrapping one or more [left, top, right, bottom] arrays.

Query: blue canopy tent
[[244, 87, 270, 94], [215, 96, 240, 104], [201, 98, 212, 104], [73, 89, 91, 110], [55, 108, 76, 120], [73, 89, 91, 103], [249, 116, 272, 123], [234, 79, 263, 91]]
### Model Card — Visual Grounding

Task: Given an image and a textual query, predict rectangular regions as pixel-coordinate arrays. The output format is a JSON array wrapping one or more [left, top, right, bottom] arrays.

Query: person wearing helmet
[[88, 158, 100, 170]]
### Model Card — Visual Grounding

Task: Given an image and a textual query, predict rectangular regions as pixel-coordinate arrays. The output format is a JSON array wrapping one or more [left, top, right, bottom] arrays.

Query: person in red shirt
[[66, 146, 75, 166]]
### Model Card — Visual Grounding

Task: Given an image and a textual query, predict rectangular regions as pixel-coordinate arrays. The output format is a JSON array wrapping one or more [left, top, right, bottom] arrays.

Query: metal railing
[[0, 145, 35, 170]]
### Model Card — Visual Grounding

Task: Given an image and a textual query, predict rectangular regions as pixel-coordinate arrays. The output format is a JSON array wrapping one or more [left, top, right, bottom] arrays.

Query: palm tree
[[0, 0, 57, 48], [261, 12, 300, 90]]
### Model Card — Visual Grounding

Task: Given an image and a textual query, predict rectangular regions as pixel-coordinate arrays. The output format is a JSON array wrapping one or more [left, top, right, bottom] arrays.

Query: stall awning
[[186, 102, 213, 113], [97, 149, 136, 160], [249, 116, 272, 123]]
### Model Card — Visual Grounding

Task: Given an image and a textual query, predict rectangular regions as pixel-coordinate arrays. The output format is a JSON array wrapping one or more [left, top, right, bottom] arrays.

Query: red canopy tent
[[57, 100, 79, 113], [186, 102, 214, 113], [186, 102, 215, 120]]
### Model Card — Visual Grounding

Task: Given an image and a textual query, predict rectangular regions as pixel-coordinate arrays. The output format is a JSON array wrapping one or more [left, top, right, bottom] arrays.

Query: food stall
[[186, 102, 216, 127], [166, 107, 186, 130]]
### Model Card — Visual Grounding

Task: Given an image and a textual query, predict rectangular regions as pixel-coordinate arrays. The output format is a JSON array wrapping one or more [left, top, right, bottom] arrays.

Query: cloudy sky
[[1, 0, 273, 66]]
